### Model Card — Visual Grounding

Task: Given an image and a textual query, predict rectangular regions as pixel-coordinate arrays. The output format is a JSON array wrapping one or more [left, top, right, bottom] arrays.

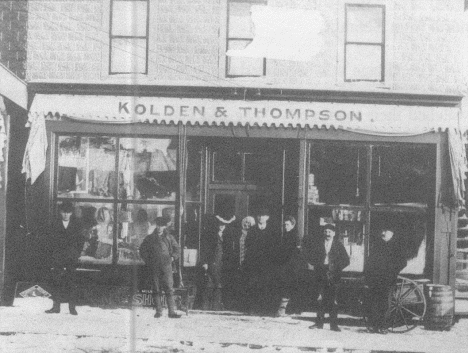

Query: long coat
[[200, 223, 238, 287], [305, 237, 350, 284], [243, 223, 281, 284], [364, 236, 407, 288], [47, 216, 85, 269], [276, 228, 303, 279], [139, 230, 180, 273]]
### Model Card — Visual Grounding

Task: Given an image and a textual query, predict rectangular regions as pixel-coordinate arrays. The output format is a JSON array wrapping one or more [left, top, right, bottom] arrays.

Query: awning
[[0, 63, 27, 109], [29, 94, 462, 136]]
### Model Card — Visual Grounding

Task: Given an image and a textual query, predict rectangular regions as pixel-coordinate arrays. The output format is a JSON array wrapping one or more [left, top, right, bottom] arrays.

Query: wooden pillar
[[297, 138, 308, 239]]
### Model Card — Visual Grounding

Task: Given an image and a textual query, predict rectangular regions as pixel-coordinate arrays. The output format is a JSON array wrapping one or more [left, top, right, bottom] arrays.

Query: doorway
[[206, 139, 297, 230]]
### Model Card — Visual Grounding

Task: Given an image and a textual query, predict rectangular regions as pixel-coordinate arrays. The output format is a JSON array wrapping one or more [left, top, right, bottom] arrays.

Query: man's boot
[[212, 288, 223, 311], [154, 295, 163, 318], [276, 298, 289, 317], [45, 300, 61, 314], [201, 287, 213, 311], [69, 302, 78, 316], [167, 294, 181, 318]]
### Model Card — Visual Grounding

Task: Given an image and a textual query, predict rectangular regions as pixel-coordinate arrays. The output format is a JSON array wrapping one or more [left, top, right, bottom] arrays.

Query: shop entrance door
[[205, 140, 288, 228]]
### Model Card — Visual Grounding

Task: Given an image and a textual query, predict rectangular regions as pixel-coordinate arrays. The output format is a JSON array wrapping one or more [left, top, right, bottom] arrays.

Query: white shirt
[[62, 220, 70, 229], [324, 239, 333, 265]]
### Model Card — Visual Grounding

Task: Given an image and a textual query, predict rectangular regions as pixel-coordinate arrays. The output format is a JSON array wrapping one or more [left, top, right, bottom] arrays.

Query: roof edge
[[27, 83, 463, 108], [0, 63, 27, 109]]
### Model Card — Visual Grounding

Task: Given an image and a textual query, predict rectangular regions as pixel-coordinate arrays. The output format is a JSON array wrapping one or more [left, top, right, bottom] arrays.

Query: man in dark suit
[[364, 227, 407, 334], [45, 201, 85, 315], [306, 223, 350, 331]]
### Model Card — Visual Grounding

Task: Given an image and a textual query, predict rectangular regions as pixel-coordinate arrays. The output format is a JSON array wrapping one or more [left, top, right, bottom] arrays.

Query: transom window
[[109, 0, 149, 74], [226, 0, 266, 77], [344, 4, 385, 82]]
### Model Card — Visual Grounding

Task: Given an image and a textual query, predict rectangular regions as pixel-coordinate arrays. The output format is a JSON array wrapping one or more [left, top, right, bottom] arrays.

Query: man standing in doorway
[[306, 223, 349, 331], [45, 201, 85, 315], [140, 216, 181, 318]]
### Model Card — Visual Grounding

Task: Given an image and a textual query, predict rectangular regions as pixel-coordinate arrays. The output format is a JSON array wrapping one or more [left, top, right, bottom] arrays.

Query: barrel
[[424, 285, 454, 331]]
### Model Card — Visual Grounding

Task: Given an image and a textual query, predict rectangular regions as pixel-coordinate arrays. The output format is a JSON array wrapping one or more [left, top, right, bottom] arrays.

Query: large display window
[[55, 135, 178, 266], [307, 142, 435, 275]]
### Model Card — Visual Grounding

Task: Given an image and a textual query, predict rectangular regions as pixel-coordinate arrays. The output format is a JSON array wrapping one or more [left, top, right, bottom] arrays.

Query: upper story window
[[109, 0, 149, 75], [226, 0, 266, 77], [344, 4, 385, 82]]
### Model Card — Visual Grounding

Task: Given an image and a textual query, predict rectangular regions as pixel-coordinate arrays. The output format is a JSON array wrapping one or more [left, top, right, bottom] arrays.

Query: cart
[[360, 275, 427, 333]]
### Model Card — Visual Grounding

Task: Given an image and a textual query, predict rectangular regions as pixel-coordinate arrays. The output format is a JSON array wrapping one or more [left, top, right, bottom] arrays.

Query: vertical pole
[[297, 139, 308, 239], [178, 122, 187, 287]]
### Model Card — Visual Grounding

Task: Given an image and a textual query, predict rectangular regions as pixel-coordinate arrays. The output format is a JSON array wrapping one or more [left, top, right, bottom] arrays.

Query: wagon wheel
[[385, 276, 426, 333]]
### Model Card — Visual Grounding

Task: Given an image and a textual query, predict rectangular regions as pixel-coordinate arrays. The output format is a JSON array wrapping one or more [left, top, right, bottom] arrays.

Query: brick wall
[[25, 0, 467, 95], [0, 1, 28, 79]]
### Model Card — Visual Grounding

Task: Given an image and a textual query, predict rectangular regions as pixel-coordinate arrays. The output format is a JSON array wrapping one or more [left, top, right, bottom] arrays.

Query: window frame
[[225, 0, 267, 78], [344, 3, 385, 82], [109, 0, 150, 75], [53, 133, 179, 267], [337, 0, 393, 87]]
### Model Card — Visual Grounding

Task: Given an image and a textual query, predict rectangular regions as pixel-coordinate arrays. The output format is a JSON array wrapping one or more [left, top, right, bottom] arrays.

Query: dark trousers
[[151, 265, 174, 296], [316, 269, 338, 325], [49, 267, 77, 305], [366, 283, 393, 330]]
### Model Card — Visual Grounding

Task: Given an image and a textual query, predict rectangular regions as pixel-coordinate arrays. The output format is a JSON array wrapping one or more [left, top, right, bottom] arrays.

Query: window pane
[[227, 40, 264, 76], [309, 144, 367, 205], [184, 203, 201, 267], [346, 5, 383, 43], [228, 2, 255, 38], [213, 149, 242, 181], [72, 201, 114, 265], [110, 38, 147, 74], [57, 136, 117, 199], [119, 138, 177, 201], [186, 140, 202, 202], [117, 204, 176, 265], [345, 44, 382, 81], [112, 0, 148, 37], [371, 146, 435, 205]]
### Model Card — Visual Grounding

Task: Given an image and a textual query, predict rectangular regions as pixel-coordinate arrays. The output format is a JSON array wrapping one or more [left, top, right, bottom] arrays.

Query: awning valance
[[29, 94, 462, 136]]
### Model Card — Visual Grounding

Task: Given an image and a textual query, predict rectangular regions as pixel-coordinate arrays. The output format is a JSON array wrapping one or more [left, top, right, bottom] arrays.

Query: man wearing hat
[[305, 223, 350, 331], [200, 209, 237, 311], [364, 227, 407, 334], [45, 201, 85, 315], [140, 216, 181, 318], [243, 207, 281, 315]]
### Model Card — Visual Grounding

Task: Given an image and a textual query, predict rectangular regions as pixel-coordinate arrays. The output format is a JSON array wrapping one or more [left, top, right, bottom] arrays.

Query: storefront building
[[3, 0, 468, 305], [22, 84, 463, 295]]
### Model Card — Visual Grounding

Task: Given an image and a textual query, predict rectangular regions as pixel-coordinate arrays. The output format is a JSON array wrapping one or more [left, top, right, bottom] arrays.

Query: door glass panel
[[213, 194, 236, 217], [370, 211, 426, 275], [70, 201, 114, 265], [244, 153, 281, 185], [57, 136, 116, 199], [371, 145, 435, 206], [309, 144, 367, 205], [119, 138, 178, 201], [212, 150, 242, 182], [117, 203, 176, 265]]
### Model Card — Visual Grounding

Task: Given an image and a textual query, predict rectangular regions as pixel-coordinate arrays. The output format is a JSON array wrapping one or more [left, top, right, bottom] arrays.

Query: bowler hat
[[155, 216, 171, 227], [323, 223, 336, 232], [59, 201, 74, 213]]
